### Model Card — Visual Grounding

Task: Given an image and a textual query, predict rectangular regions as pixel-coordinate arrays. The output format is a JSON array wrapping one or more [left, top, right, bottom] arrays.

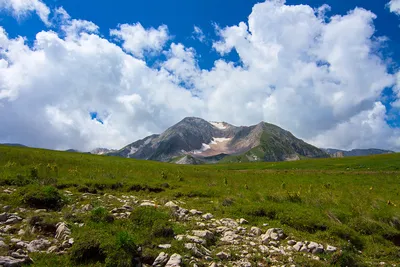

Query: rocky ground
[[0, 187, 394, 267]]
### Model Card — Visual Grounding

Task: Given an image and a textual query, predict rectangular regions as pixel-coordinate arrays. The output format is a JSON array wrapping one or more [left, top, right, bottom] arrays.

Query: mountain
[[90, 148, 117, 155], [324, 148, 395, 158], [0, 143, 27, 147], [108, 117, 329, 163]]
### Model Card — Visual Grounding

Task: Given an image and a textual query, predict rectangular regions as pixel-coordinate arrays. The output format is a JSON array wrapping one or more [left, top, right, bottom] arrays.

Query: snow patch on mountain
[[191, 137, 232, 155], [127, 146, 138, 157], [210, 121, 227, 130]]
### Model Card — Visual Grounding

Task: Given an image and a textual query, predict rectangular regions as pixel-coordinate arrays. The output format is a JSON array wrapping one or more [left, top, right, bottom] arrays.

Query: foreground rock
[[0, 256, 32, 267]]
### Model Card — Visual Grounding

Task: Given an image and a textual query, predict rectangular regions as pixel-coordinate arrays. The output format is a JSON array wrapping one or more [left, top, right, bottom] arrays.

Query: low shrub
[[70, 234, 106, 264], [20, 185, 65, 210], [90, 207, 114, 223]]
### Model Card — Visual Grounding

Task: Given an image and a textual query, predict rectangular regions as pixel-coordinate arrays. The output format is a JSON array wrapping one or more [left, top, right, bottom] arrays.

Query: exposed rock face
[[107, 117, 329, 163]]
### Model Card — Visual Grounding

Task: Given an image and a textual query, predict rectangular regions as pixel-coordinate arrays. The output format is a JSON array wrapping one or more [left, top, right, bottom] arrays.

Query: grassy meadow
[[0, 145, 399, 266]]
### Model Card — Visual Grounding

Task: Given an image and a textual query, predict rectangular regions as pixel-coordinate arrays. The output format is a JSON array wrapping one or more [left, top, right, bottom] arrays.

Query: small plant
[[224, 177, 228, 186], [20, 185, 65, 210], [90, 207, 114, 223], [70, 234, 106, 264]]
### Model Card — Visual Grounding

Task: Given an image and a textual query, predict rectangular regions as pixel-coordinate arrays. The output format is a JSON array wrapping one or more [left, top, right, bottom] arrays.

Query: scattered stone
[[250, 227, 262, 236], [3, 206, 11, 212], [27, 239, 51, 252], [216, 251, 230, 260], [34, 209, 47, 214], [202, 213, 213, 220], [261, 228, 286, 243], [0, 240, 8, 249], [239, 218, 248, 224], [0, 256, 30, 267], [55, 222, 71, 240], [308, 242, 324, 254], [17, 229, 25, 236], [165, 201, 179, 210], [165, 253, 182, 267], [153, 252, 169, 267], [189, 209, 203, 215], [122, 204, 133, 211], [158, 244, 172, 249], [326, 245, 337, 253], [140, 202, 156, 207], [192, 230, 214, 240], [293, 242, 303, 251], [287, 240, 297, 246], [47, 246, 59, 253]]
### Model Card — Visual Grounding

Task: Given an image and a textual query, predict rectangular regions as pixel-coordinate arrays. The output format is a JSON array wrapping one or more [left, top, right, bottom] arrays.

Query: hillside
[[109, 117, 329, 163], [324, 148, 394, 158], [0, 145, 399, 266]]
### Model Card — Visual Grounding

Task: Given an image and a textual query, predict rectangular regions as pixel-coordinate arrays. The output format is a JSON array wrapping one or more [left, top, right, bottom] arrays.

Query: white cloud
[[193, 26, 206, 42], [0, 0, 399, 151], [110, 23, 169, 58], [388, 0, 400, 15], [0, 0, 50, 25]]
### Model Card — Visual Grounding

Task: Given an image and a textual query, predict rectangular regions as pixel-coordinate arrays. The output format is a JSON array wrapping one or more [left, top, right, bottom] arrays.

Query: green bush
[[20, 185, 65, 210], [105, 231, 140, 267], [130, 206, 174, 240], [90, 207, 114, 223], [70, 234, 106, 264]]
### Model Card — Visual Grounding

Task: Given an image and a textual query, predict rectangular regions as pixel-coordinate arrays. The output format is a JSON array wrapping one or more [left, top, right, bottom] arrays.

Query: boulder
[[192, 230, 214, 240], [261, 228, 286, 242], [326, 245, 337, 253], [165, 253, 182, 267], [0, 256, 30, 267], [202, 213, 213, 220], [153, 252, 169, 267], [216, 251, 230, 260], [55, 222, 71, 240], [27, 239, 51, 252], [250, 227, 262, 236]]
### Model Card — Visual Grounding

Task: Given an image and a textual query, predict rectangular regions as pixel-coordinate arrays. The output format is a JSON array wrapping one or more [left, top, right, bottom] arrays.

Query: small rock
[[153, 252, 169, 267], [3, 206, 11, 212], [82, 204, 93, 212], [165, 253, 182, 267], [250, 227, 262, 236], [189, 209, 203, 215], [140, 202, 156, 207], [122, 204, 133, 211], [216, 251, 230, 260], [261, 228, 286, 242], [27, 239, 51, 252], [0, 256, 31, 266], [47, 246, 59, 253], [0, 240, 8, 249], [55, 222, 71, 240], [209, 263, 217, 267], [17, 229, 25, 236], [158, 244, 172, 249], [293, 242, 303, 251], [239, 218, 248, 224], [202, 213, 213, 220], [326, 245, 337, 253], [34, 209, 47, 214], [165, 201, 179, 210], [192, 230, 214, 240], [287, 240, 296, 246]]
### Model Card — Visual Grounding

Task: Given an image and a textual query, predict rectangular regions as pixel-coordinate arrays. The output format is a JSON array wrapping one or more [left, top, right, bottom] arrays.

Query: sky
[[1, 0, 400, 152]]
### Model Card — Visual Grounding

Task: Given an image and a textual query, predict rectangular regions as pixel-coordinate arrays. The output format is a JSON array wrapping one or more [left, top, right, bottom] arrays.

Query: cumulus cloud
[[388, 0, 400, 15], [110, 23, 169, 58], [0, 0, 399, 151], [0, 0, 50, 25]]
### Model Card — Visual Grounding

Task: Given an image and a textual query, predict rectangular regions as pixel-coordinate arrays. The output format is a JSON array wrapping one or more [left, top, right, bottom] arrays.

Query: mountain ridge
[[108, 117, 329, 163]]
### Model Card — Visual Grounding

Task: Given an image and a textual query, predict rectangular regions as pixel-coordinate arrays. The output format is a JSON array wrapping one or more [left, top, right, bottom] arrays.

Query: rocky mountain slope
[[108, 117, 329, 163], [324, 148, 394, 158]]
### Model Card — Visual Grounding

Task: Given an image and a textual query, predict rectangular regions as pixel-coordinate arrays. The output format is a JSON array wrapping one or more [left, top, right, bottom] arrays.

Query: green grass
[[0, 145, 399, 265]]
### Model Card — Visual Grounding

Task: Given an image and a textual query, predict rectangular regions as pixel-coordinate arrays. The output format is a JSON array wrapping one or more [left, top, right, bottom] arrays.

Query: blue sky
[[1, 0, 400, 151], [2, 0, 400, 69]]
